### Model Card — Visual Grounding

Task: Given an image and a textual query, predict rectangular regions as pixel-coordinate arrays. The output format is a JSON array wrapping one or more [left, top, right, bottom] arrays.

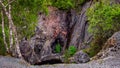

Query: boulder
[[70, 50, 90, 63]]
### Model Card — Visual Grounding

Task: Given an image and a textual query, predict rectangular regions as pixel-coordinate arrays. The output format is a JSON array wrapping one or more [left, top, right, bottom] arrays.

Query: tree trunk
[[1, 10, 9, 52], [0, 0, 22, 58]]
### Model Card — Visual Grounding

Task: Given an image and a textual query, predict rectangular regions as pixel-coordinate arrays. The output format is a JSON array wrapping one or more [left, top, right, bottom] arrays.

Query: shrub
[[87, 1, 120, 36], [68, 46, 77, 56], [52, 0, 74, 10], [12, 0, 50, 39], [86, 0, 120, 57], [83, 42, 102, 57], [55, 43, 61, 53], [52, 0, 86, 10], [64, 46, 77, 63]]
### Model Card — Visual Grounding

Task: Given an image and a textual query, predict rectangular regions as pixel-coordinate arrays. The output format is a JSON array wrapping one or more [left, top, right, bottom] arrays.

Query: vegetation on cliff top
[[85, 0, 120, 57]]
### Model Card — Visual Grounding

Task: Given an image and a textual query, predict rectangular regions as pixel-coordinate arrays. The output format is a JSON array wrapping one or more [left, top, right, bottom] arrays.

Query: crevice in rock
[[34, 59, 63, 65], [66, 11, 77, 48], [51, 37, 63, 53]]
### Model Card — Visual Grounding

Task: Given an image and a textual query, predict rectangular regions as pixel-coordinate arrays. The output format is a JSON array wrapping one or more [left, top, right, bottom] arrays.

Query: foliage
[[0, 25, 9, 55], [0, 8, 10, 55], [87, 1, 120, 35], [55, 43, 61, 53], [55, 44, 77, 55], [86, 0, 120, 57], [68, 46, 77, 56], [64, 50, 71, 63], [1, 0, 87, 39], [52, 0, 74, 10], [11, 0, 86, 39], [83, 38, 102, 57], [38, 0, 51, 15], [64, 46, 77, 63], [52, 0, 86, 10], [0, 0, 46, 55], [54, 44, 77, 63], [12, 0, 46, 39], [0, 0, 86, 55]]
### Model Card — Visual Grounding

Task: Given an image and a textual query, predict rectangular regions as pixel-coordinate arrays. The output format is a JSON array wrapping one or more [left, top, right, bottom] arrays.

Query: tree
[[1, 9, 9, 52], [0, 0, 22, 58], [85, 0, 120, 57]]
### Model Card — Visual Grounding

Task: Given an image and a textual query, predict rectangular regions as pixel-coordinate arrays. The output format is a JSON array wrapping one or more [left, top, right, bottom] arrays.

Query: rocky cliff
[[19, 1, 93, 64], [18, 0, 120, 66], [1, 31, 120, 68]]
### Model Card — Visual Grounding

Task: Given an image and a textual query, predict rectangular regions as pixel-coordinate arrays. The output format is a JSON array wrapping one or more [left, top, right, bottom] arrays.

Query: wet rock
[[70, 50, 90, 63]]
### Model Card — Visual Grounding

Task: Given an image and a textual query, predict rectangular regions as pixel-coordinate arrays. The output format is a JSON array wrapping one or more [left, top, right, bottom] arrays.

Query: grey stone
[[70, 50, 90, 63], [68, 1, 93, 50], [0, 56, 120, 68]]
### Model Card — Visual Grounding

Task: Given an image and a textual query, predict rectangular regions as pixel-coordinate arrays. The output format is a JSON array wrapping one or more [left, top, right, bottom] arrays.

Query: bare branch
[[0, 0, 14, 53], [0, 0, 9, 16], [8, 0, 22, 58], [5, 0, 15, 7], [0, 0, 22, 58]]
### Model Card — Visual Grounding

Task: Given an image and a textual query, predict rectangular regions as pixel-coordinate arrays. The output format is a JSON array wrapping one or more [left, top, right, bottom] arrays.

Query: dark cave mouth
[[34, 59, 63, 65]]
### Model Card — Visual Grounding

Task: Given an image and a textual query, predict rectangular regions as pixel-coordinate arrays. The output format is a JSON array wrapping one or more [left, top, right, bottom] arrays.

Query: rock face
[[20, 6, 68, 64], [68, 1, 93, 50], [19, 1, 93, 64], [19, 6, 68, 64], [11, 30, 120, 67]]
